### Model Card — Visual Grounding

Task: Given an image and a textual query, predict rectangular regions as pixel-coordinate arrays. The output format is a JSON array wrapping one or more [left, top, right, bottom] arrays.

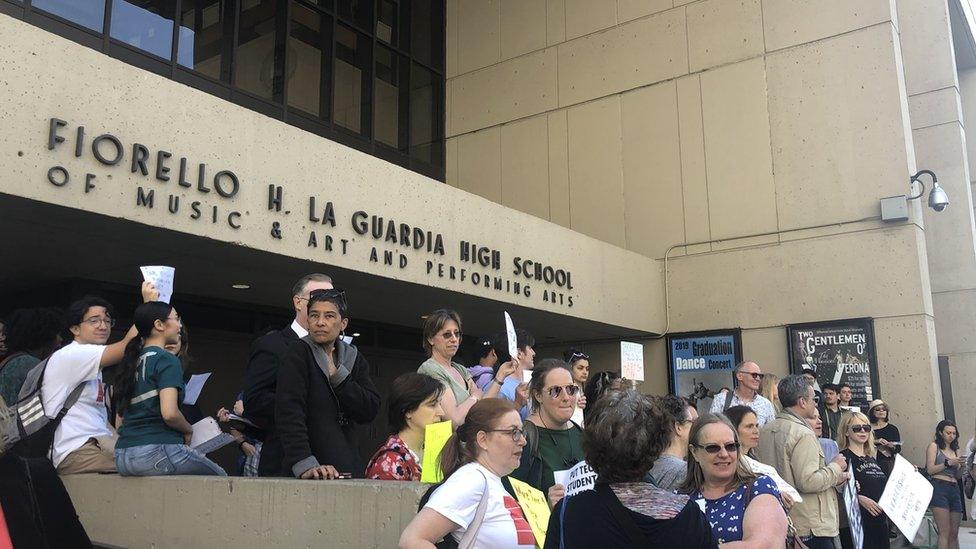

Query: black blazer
[[275, 338, 380, 478], [243, 325, 300, 432]]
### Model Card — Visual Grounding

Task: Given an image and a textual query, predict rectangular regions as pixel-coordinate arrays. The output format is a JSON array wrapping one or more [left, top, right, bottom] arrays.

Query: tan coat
[[757, 410, 843, 538]]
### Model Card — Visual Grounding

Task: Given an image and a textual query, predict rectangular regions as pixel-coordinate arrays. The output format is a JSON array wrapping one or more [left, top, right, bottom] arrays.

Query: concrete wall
[[62, 475, 426, 548]]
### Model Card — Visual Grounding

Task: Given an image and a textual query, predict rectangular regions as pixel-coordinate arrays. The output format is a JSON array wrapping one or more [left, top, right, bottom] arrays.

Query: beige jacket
[[757, 410, 843, 538]]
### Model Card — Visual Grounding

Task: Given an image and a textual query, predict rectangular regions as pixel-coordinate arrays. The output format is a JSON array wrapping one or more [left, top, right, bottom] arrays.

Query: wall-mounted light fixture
[[880, 170, 950, 221]]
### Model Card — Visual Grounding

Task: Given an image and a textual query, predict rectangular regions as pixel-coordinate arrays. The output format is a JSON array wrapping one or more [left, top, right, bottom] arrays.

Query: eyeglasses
[[545, 385, 581, 399], [873, 406, 888, 412], [487, 427, 526, 442], [440, 330, 462, 340], [850, 425, 871, 433], [694, 442, 740, 454], [81, 316, 115, 328], [740, 372, 764, 381]]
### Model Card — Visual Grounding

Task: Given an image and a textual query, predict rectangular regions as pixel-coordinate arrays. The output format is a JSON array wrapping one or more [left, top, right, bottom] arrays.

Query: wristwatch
[[493, 377, 505, 386]]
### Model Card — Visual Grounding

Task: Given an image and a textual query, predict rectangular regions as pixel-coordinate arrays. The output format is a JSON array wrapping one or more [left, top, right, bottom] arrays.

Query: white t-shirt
[[41, 341, 114, 467], [425, 463, 536, 549]]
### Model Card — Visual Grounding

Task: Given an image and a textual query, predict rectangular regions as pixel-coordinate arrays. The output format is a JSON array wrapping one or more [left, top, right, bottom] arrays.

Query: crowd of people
[[0, 272, 970, 548]]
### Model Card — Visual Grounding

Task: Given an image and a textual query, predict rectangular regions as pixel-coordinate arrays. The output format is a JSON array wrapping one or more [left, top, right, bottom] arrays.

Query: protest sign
[[140, 266, 175, 303], [843, 471, 863, 549], [420, 420, 453, 483], [620, 341, 644, 382], [878, 455, 934, 541], [560, 460, 597, 497], [508, 477, 550, 548], [504, 311, 518, 360]]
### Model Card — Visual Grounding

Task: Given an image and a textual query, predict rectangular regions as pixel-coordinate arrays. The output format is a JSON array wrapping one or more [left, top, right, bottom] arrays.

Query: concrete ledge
[[61, 475, 427, 548]]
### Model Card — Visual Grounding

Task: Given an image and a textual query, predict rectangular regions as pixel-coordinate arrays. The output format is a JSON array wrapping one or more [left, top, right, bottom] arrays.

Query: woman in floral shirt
[[366, 373, 445, 480]]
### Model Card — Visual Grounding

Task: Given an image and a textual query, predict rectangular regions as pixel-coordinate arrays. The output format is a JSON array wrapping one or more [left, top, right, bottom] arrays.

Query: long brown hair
[[439, 398, 517, 478], [679, 413, 757, 494]]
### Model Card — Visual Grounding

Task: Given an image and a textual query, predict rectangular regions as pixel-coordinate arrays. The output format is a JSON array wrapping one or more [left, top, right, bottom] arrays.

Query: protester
[[467, 335, 498, 392], [545, 389, 716, 548], [926, 419, 965, 549], [801, 367, 823, 403], [868, 399, 900, 476], [839, 412, 889, 549], [417, 309, 511, 425], [582, 370, 620, 422], [276, 288, 380, 479], [509, 359, 584, 507], [724, 405, 800, 507], [681, 413, 787, 545], [709, 361, 776, 427], [838, 383, 854, 408], [366, 372, 444, 481], [757, 374, 849, 549], [819, 383, 849, 442], [564, 348, 589, 426], [398, 399, 536, 549], [42, 283, 157, 473], [647, 395, 697, 490], [807, 408, 840, 462], [759, 372, 780, 412], [491, 329, 536, 419], [113, 302, 226, 476], [0, 307, 63, 406], [245, 273, 334, 477]]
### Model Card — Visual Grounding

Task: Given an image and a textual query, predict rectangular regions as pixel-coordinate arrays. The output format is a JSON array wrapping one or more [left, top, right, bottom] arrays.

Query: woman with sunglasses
[[510, 359, 585, 508], [418, 309, 512, 426], [867, 399, 900, 477], [681, 413, 787, 546], [926, 419, 965, 549], [399, 398, 536, 549], [839, 412, 889, 549], [564, 348, 589, 426]]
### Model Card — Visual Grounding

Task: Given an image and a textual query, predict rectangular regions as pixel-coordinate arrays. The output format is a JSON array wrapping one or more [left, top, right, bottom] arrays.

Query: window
[[110, 0, 177, 59], [287, 1, 331, 118], [410, 0, 442, 70], [375, 0, 397, 46], [177, 0, 226, 80], [374, 45, 406, 149], [333, 23, 370, 134], [409, 62, 442, 164], [235, 0, 281, 101], [33, 0, 106, 32], [337, 0, 371, 31]]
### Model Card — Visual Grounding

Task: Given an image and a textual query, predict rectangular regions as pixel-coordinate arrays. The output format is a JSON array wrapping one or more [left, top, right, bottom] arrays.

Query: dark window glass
[[234, 0, 281, 101], [375, 0, 396, 46], [337, 0, 371, 30], [33, 0, 105, 32], [409, 0, 442, 70], [409, 62, 441, 165], [334, 23, 370, 134], [177, 0, 226, 80], [110, 0, 176, 59], [374, 45, 407, 149], [288, 1, 332, 118]]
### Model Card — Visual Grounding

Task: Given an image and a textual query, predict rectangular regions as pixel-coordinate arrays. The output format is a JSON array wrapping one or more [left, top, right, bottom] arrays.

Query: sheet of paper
[[504, 311, 518, 360], [194, 432, 236, 454], [183, 372, 212, 405], [844, 469, 863, 549], [552, 469, 570, 488], [879, 454, 934, 541], [140, 265, 175, 303], [508, 477, 550, 548], [620, 341, 644, 382], [563, 460, 597, 497], [189, 417, 222, 448], [420, 420, 453, 483]]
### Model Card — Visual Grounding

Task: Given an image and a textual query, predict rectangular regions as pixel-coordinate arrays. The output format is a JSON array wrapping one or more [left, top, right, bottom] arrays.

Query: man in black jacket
[[276, 288, 380, 479], [244, 273, 334, 477]]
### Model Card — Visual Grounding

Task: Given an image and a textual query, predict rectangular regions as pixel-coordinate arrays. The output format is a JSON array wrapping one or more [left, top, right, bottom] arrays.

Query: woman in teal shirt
[[113, 302, 225, 476]]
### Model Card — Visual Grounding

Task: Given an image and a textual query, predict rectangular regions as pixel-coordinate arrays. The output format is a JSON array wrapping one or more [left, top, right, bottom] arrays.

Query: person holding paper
[[417, 310, 512, 426], [490, 329, 537, 420], [545, 389, 716, 548], [113, 302, 226, 476], [399, 399, 536, 549], [724, 405, 800, 508], [839, 412, 889, 549], [365, 373, 444, 481], [926, 419, 965, 549], [276, 288, 380, 479]]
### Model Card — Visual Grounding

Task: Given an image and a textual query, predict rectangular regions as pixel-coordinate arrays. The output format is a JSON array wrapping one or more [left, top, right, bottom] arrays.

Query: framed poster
[[787, 318, 880, 407], [667, 329, 742, 410]]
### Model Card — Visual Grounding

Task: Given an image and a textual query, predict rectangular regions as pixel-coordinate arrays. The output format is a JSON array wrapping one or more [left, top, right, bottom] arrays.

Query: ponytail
[[438, 398, 518, 479], [113, 301, 174, 414]]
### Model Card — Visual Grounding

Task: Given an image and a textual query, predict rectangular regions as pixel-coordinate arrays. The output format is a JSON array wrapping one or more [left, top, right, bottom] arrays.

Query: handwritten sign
[[620, 341, 644, 382], [878, 455, 933, 541], [508, 477, 550, 548], [557, 460, 597, 497], [140, 265, 175, 303], [420, 420, 453, 483], [504, 312, 518, 360], [843, 470, 863, 549]]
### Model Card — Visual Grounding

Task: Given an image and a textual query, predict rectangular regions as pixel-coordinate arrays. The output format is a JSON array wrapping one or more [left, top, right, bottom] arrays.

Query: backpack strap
[[457, 470, 491, 549], [522, 420, 544, 487], [723, 389, 734, 411]]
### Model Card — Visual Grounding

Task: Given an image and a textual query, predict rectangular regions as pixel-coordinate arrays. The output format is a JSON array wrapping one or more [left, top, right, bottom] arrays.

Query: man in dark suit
[[244, 273, 334, 477]]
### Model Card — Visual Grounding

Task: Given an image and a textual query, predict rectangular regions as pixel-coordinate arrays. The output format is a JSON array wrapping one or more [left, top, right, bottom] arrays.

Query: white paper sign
[[189, 416, 222, 447], [140, 265, 175, 303], [552, 469, 571, 488], [560, 460, 598, 497], [843, 470, 863, 549], [183, 372, 212, 405], [620, 341, 644, 382], [504, 312, 518, 360], [878, 454, 934, 541]]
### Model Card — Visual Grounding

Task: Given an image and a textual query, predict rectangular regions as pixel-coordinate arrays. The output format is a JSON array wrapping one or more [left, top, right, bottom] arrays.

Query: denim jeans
[[115, 444, 227, 477]]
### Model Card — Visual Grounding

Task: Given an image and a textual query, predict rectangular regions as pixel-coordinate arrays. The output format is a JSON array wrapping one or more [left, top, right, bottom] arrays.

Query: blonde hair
[[838, 411, 876, 457], [759, 373, 780, 411]]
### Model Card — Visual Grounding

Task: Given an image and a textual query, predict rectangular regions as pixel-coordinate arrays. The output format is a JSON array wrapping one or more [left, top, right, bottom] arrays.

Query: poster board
[[620, 341, 644, 382], [666, 329, 742, 410], [787, 318, 880, 407]]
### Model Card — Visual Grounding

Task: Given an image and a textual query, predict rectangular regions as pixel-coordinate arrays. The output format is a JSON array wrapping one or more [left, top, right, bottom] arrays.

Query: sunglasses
[[570, 351, 589, 361], [694, 442, 740, 454], [850, 425, 871, 433], [439, 330, 462, 340], [545, 385, 581, 399], [307, 288, 348, 310], [740, 372, 764, 381], [873, 406, 888, 412]]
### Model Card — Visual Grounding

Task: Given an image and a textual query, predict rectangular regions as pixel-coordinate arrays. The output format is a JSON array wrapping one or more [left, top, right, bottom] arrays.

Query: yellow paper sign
[[420, 420, 453, 483], [507, 477, 550, 548]]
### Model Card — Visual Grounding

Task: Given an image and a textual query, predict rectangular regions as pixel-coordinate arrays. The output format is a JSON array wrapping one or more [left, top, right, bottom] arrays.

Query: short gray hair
[[778, 374, 811, 407], [291, 273, 333, 298]]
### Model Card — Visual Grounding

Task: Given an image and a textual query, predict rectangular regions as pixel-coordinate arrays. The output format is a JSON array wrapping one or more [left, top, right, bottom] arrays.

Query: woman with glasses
[[867, 399, 900, 476], [582, 370, 621, 422], [399, 399, 536, 549], [509, 359, 585, 507], [417, 309, 512, 426], [839, 412, 889, 549], [564, 348, 589, 426], [546, 389, 716, 548], [366, 372, 444, 481], [926, 419, 965, 549], [114, 302, 226, 476], [681, 413, 787, 546]]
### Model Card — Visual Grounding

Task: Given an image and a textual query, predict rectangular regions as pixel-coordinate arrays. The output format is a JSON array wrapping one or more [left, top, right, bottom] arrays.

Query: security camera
[[928, 182, 949, 212]]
